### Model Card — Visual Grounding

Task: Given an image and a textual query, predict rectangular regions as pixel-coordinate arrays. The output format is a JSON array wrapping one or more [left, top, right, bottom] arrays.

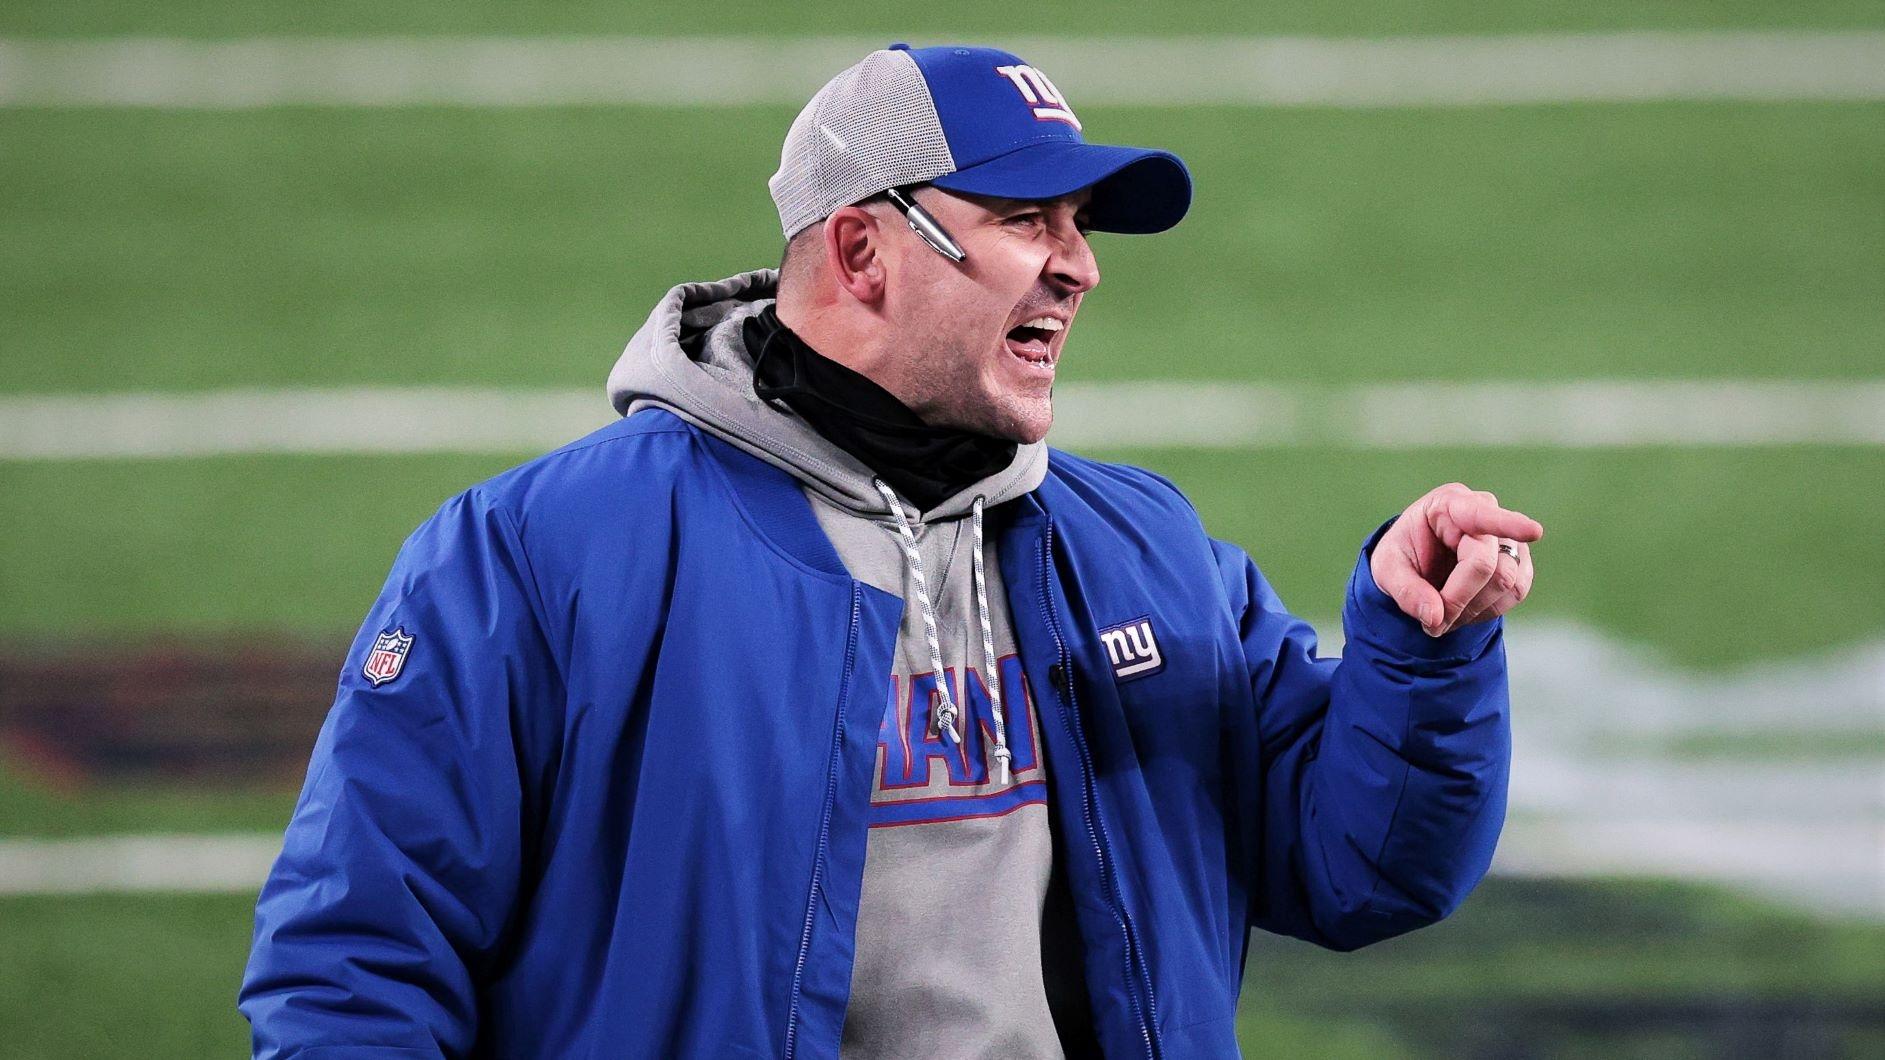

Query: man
[[241, 43, 1541, 1058]]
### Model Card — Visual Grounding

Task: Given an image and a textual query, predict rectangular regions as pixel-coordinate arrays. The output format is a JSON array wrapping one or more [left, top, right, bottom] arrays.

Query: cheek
[[978, 259, 1053, 335], [992, 243, 1054, 288], [905, 244, 1052, 344]]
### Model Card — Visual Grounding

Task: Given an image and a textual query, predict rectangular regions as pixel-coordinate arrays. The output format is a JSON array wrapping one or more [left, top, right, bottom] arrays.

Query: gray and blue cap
[[769, 43, 1193, 240]]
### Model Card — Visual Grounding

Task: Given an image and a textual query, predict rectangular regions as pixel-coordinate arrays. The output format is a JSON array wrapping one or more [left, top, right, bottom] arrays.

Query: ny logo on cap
[[994, 64, 1082, 130]]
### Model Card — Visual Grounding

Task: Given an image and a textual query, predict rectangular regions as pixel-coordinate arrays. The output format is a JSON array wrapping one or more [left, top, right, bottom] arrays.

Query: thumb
[[1372, 547, 1446, 636]]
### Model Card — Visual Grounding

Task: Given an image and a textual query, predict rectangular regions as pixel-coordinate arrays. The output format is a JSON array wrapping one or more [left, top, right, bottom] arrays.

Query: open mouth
[[1003, 318, 1063, 367]]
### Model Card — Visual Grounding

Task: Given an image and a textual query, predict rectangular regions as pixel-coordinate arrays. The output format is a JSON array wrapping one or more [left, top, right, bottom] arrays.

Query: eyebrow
[[990, 197, 1094, 216]]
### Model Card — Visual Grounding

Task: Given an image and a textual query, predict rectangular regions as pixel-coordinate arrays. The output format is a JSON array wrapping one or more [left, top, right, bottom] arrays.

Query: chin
[[1007, 418, 1051, 445], [927, 386, 1052, 444], [988, 396, 1053, 445]]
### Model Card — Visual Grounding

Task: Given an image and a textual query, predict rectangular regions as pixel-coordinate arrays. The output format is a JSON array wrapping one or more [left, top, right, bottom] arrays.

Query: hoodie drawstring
[[969, 495, 1013, 785], [872, 480, 1013, 784]]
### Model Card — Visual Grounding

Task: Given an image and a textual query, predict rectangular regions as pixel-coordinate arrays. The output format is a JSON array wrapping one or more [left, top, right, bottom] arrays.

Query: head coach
[[241, 42, 1543, 1059]]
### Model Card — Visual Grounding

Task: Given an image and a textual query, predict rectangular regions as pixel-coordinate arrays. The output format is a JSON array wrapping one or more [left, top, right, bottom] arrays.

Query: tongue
[[1007, 330, 1049, 361]]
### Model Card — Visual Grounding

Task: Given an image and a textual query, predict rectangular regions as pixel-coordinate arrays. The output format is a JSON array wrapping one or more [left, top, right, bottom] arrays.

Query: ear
[[822, 205, 888, 306]]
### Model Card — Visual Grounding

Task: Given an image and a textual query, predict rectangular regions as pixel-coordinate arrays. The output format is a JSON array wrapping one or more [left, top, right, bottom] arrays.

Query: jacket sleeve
[[1212, 519, 1510, 951], [239, 490, 562, 1058]]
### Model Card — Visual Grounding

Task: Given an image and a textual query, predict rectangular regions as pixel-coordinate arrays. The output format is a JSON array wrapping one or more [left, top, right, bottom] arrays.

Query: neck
[[775, 296, 904, 409], [746, 304, 1016, 513]]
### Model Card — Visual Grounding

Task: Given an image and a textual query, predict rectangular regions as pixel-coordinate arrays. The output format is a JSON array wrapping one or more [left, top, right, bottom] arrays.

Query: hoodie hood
[[607, 268, 1047, 522]]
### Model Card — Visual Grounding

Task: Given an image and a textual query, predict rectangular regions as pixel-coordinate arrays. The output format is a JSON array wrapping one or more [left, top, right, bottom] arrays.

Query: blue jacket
[[240, 409, 1510, 1058]]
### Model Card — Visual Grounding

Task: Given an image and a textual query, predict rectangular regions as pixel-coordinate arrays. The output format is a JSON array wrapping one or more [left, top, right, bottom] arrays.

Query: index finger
[[1444, 495, 1545, 543]]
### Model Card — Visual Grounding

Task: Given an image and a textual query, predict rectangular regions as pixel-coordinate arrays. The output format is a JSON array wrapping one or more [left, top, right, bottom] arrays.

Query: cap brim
[[928, 141, 1192, 235]]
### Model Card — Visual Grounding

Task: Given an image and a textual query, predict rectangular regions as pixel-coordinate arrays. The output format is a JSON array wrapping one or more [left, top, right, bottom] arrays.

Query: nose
[[1045, 221, 1100, 296]]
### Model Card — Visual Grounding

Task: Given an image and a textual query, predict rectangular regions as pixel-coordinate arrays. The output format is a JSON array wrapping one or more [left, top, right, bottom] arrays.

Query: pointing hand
[[1369, 482, 1544, 637]]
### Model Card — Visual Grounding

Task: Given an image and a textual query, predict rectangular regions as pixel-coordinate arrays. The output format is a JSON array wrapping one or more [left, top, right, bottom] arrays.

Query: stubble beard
[[898, 325, 1053, 445]]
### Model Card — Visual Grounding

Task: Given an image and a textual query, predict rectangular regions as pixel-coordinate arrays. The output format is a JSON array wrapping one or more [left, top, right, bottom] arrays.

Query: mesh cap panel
[[768, 50, 957, 240]]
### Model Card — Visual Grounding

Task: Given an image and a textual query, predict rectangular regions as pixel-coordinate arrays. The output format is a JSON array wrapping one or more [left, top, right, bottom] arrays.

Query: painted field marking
[[2, 380, 1881, 459], [0, 32, 1880, 108]]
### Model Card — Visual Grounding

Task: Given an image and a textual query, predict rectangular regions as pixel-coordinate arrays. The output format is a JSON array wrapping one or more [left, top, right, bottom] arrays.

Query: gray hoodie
[[609, 269, 1068, 1059]]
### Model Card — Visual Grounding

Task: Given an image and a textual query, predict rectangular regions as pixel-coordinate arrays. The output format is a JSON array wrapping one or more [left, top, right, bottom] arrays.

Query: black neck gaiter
[[746, 304, 1017, 513]]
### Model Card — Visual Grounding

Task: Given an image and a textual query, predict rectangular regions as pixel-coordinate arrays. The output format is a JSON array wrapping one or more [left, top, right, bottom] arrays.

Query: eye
[[1005, 211, 1045, 229]]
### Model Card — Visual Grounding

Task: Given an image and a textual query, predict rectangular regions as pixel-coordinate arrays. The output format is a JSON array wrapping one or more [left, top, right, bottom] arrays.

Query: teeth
[[1018, 316, 1063, 331]]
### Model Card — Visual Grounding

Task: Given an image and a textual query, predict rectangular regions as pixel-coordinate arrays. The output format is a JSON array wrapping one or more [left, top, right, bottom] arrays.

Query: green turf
[[4, 103, 1877, 666], [1245, 877, 1885, 1001], [1240, 877, 1885, 1056], [1149, 446, 1885, 668], [0, 892, 256, 1058], [3, 0, 1881, 38], [2, 104, 1880, 394], [1, 447, 1878, 667], [1, 878, 1876, 1058], [0, 760, 295, 838], [1595, 728, 1885, 760]]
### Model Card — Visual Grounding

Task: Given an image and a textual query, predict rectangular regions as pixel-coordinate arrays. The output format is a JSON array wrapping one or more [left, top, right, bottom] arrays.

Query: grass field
[[2, 879, 1879, 1058], [6, 0, 1884, 38], [3, 448, 1881, 668], [2, 102, 1880, 665], [5, 104, 1879, 393], [1, 0, 1881, 1055]]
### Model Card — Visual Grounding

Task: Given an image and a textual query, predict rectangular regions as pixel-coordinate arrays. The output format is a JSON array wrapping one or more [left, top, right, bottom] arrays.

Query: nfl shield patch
[[363, 627, 414, 686]]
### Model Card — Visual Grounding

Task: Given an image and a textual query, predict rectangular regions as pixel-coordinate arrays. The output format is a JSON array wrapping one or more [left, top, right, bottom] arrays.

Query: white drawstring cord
[[873, 480, 962, 746], [970, 496, 1012, 785]]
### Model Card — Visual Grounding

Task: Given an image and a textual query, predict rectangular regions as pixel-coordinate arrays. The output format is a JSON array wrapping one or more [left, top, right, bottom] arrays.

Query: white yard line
[[0, 388, 615, 460], [0, 32, 1881, 108], [0, 833, 279, 895], [1338, 380, 1885, 449], [1, 380, 1881, 459]]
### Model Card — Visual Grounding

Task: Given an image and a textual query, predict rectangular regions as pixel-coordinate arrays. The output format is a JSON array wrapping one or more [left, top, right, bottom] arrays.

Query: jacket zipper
[[783, 584, 863, 1060], [1038, 520, 1161, 1058]]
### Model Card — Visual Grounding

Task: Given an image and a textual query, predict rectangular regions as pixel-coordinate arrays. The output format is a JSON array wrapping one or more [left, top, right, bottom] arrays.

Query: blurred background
[[1, 2, 1881, 1056]]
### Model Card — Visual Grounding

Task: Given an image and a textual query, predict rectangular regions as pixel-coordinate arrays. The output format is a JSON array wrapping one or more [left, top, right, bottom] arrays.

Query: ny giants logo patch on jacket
[[1099, 616, 1164, 681]]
